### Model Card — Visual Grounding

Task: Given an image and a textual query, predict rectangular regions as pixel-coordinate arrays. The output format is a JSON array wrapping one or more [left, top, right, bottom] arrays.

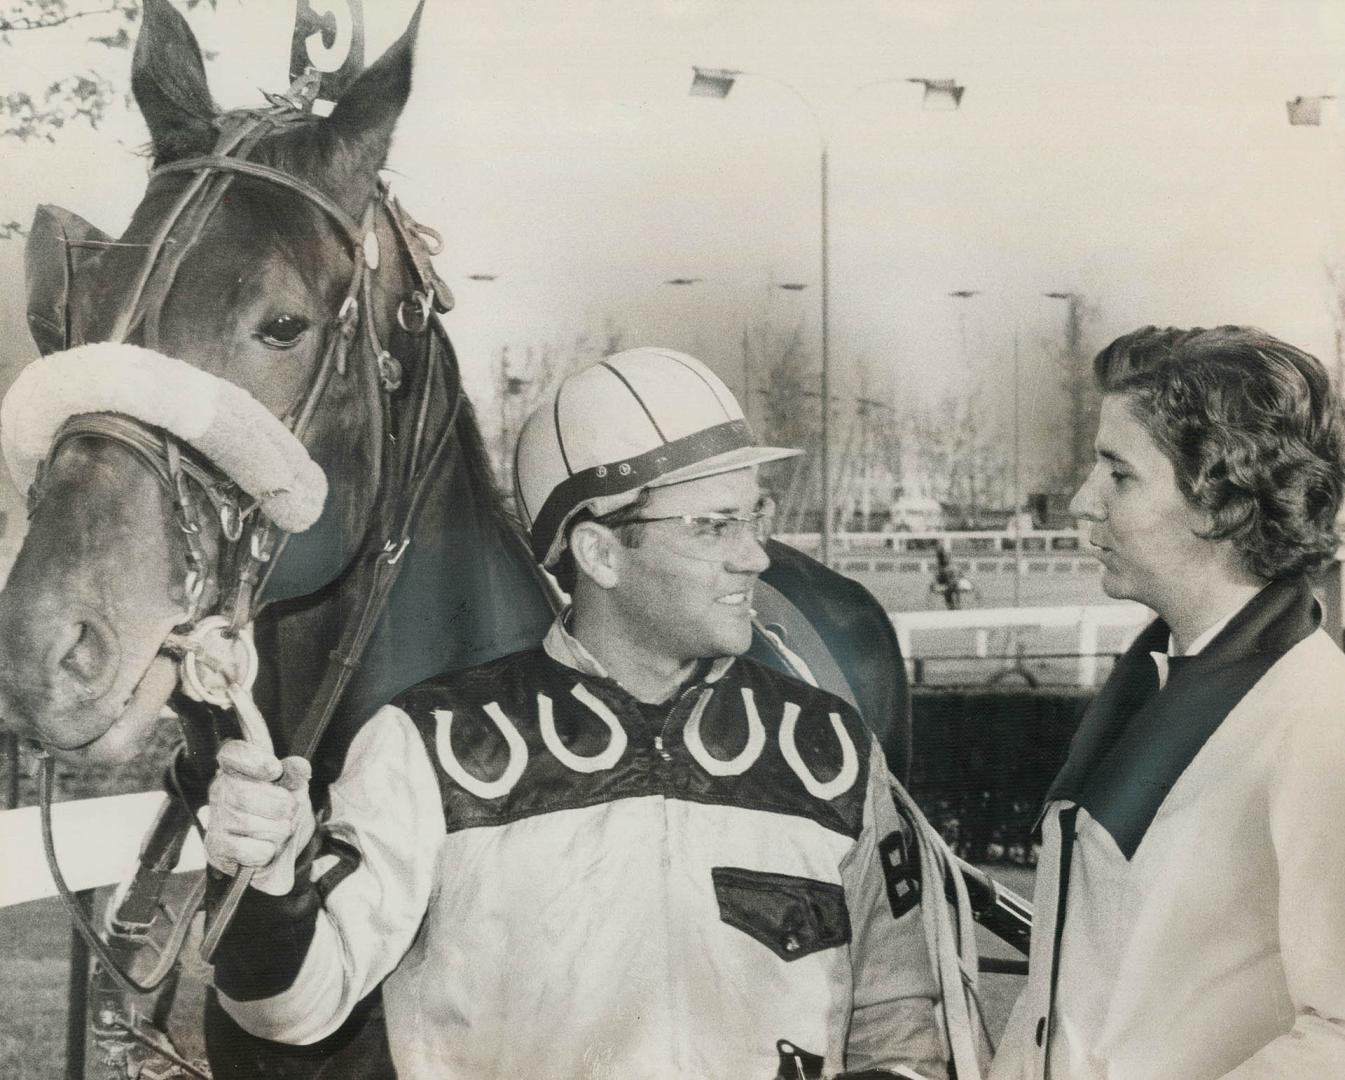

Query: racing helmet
[[515, 346, 802, 568]]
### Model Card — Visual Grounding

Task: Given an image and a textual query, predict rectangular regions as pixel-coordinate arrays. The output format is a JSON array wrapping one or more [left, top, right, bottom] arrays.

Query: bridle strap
[[106, 122, 258, 345], [287, 318, 463, 759], [39, 755, 208, 996], [47, 413, 247, 621], [153, 156, 365, 253], [48, 413, 236, 508]]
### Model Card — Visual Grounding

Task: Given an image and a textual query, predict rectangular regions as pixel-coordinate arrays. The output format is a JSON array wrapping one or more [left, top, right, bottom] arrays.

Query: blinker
[[25, 204, 111, 356]]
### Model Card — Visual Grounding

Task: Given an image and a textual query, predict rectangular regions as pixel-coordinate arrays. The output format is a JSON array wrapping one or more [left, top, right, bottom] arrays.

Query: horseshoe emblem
[[684, 688, 766, 777], [539, 686, 628, 773], [432, 703, 528, 800], [779, 704, 859, 801]]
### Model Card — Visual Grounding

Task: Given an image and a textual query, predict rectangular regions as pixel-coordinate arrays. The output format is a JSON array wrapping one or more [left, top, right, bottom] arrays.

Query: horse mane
[[425, 342, 524, 541]]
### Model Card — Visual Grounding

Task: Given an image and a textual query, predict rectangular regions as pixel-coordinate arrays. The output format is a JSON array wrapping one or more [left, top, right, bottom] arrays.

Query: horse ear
[[320, 2, 422, 203], [132, 0, 218, 164]]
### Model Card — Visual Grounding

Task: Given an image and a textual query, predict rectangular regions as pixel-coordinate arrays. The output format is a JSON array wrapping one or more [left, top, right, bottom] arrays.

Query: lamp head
[[690, 67, 740, 99], [908, 78, 965, 110]]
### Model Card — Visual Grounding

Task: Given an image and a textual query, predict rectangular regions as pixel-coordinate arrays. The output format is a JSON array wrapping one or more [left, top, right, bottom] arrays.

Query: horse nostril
[[58, 619, 113, 693]]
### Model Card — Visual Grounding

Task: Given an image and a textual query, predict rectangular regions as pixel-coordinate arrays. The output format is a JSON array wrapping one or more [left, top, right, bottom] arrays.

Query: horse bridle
[[35, 85, 468, 1004], [33, 98, 437, 627]]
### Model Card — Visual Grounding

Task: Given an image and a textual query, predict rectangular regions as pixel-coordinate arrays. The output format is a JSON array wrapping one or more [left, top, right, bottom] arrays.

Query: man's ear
[[569, 521, 621, 591]]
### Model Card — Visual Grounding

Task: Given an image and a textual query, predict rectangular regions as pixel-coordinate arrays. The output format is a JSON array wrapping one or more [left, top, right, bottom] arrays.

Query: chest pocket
[[711, 867, 850, 962]]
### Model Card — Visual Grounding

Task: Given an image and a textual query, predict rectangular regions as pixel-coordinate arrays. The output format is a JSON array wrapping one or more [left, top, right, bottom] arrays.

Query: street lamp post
[[1011, 331, 1023, 605], [947, 289, 980, 371], [1045, 290, 1089, 489], [690, 67, 964, 566]]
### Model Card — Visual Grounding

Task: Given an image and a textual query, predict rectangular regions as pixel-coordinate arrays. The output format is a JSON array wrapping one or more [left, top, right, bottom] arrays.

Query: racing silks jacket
[[216, 618, 948, 1080]]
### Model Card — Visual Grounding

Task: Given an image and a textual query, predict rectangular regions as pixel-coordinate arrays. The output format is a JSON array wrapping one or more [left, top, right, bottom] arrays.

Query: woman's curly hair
[[1093, 326, 1345, 580]]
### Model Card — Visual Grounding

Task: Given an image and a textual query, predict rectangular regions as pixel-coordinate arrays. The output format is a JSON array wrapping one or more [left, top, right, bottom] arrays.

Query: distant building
[[885, 493, 945, 532], [937, 503, 1015, 531]]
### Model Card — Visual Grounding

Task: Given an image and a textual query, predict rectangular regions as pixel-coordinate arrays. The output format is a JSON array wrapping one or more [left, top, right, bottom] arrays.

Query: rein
[[35, 83, 467, 1014]]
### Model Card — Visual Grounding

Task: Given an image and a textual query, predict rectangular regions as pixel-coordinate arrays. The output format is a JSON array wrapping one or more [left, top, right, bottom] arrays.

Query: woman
[[992, 326, 1345, 1079]]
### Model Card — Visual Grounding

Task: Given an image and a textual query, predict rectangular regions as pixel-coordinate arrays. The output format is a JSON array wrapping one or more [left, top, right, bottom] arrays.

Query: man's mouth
[[715, 591, 751, 606]]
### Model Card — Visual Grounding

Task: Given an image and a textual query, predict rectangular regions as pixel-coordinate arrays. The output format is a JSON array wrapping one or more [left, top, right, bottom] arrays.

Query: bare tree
[[490, 317, 626, 494], [907, 384, 1008, 527], [1, 1, 216, 207], [832, 372, 903, 533], [743, 317, 824, 531], [1043, 292, 1102, 493], [2, 1, 135, 32], [748, 318, 815, 451]]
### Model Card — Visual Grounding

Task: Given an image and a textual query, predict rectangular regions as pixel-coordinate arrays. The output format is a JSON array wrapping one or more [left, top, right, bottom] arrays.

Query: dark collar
[[1046, 577, 1319, 858]]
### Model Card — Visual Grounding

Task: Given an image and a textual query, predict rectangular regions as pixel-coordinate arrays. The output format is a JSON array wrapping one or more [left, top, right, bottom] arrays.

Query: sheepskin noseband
[[0, 343, 327, 533]]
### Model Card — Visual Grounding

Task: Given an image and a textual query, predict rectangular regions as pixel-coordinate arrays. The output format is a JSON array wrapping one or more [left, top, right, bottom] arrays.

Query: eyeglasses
[[606, 497, 776, 561]]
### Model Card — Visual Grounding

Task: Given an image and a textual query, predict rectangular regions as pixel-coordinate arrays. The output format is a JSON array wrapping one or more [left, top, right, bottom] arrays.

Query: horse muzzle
[[0, 587, 178, 762]]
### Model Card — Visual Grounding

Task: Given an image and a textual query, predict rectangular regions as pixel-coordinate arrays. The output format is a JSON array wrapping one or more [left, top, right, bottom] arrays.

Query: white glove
[[206, 738, 316, 896]]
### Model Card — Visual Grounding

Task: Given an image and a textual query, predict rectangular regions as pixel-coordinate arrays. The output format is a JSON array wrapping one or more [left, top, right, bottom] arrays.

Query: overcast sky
[[1, 0, 1342, 492]]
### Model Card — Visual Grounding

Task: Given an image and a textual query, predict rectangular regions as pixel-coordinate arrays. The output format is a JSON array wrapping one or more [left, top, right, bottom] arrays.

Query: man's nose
[[727, 532, 771, 574]]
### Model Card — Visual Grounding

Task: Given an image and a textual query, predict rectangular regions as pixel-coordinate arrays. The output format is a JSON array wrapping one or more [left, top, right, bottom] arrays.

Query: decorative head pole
[[290, 0, 367, 112]]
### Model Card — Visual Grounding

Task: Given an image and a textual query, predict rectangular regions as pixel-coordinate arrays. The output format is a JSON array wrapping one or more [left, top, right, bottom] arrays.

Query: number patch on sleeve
[[878, 830, 921, 919]]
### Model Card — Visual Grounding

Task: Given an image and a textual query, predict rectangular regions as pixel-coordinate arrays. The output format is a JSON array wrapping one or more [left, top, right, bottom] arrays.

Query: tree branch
[[0, 4, 130, 32]]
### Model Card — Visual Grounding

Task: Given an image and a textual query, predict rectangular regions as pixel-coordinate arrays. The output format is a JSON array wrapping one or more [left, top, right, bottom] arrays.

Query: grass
[[1, 720, 200, 1079], [0, 890, 211, 1080], [0, 897, 76, 1080]]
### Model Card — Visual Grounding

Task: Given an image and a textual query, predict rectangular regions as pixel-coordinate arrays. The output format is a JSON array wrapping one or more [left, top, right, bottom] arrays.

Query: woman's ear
[[569, 521, 621, 591]]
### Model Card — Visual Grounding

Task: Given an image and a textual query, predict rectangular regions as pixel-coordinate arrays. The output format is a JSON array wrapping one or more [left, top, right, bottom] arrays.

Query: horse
[[0, 2, 1018, 1076], [0, 0, 559, 1073]]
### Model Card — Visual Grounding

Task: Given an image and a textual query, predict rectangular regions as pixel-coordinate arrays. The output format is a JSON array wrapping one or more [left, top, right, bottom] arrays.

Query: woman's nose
[[1069, 469, 1104, 522]]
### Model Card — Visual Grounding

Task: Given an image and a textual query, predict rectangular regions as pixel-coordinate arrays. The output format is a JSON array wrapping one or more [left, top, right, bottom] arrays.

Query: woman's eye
[[257, 315, 310, 349]]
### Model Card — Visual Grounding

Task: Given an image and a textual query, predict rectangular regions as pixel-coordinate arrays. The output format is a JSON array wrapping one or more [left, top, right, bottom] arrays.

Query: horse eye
[[257, 314, 310, 349]]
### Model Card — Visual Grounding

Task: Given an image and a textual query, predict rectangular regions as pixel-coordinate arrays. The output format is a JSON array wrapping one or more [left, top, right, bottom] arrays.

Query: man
[[205, 347, 951, 1079], [992, 326, 1345, 1079]]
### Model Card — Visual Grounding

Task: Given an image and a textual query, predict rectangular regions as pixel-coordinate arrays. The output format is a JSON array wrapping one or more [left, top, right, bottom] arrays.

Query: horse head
[[0, 0, 439, 763]]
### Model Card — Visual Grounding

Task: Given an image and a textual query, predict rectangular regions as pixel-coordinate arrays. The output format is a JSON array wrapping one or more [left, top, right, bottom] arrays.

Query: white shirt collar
[[1148, 587, 1265, 689], [542, 608, 735, 687], [1169, 606, 1241, 659], [542, 609, 612, 679]]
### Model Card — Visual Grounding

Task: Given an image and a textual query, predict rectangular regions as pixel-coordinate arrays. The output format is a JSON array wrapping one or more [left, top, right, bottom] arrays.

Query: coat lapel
[[1046, 577, 1319, 858]]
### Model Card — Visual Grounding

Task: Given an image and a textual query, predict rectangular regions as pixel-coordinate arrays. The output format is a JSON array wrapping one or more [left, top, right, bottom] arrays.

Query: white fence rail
[[0, 792, 206, 909], [890, 603, 1152, 686]]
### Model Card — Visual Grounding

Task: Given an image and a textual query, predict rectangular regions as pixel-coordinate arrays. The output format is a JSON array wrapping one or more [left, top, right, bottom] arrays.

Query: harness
[[30, 76, 466, 1073]]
